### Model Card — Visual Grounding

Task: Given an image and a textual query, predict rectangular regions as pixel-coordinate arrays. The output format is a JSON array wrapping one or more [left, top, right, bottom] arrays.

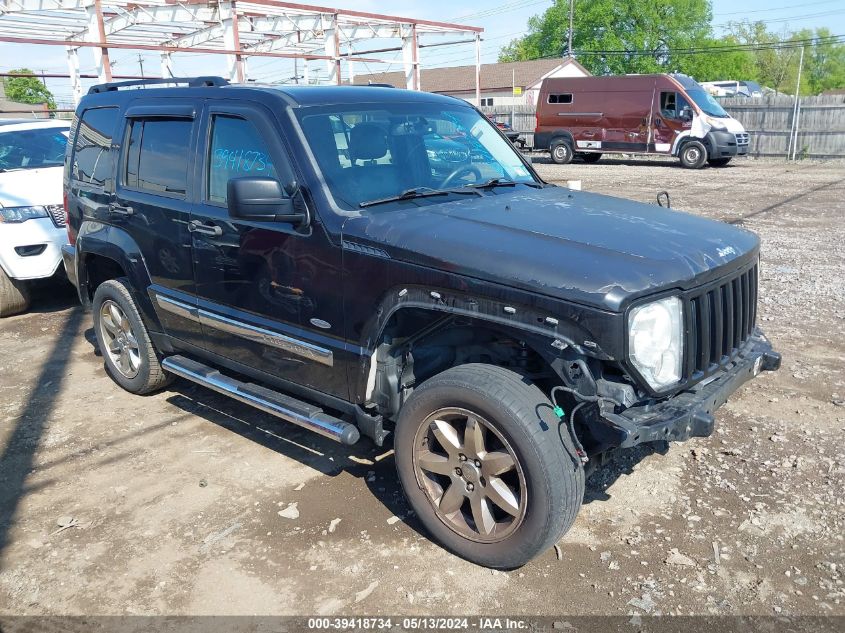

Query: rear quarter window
[[71, 107, 118, 189]]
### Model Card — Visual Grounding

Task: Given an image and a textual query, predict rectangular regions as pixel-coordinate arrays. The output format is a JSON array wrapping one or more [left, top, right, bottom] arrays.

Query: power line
[[714, 0, 841, 17], [424, 33, 845, 68], [451, 0, 550, 22], [713, 9, 845, 29]]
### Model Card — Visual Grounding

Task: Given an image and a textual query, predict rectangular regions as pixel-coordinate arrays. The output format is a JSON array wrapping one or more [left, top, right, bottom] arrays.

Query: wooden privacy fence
[[481, 95, 845, 159], [720, 95, 845, 159]]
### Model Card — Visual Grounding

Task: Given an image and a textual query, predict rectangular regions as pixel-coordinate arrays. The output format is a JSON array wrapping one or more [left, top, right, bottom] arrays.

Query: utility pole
[[567, 0, 574, 57], [789, 45, 804, 161], [138, 53, 145, 79]]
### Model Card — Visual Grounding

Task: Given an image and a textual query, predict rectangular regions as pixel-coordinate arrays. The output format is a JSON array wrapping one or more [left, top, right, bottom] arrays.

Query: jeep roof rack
[[87, 76, 229, 95]]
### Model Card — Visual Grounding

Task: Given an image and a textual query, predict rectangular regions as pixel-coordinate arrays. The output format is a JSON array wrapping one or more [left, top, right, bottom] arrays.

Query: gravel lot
[[0, 157, 843, 617]]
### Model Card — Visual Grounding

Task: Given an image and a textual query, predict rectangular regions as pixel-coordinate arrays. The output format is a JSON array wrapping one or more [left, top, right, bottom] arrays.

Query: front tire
[[550, 140, 574, 165], [395, 364, 584, 569], [0, 267, 30, 317], [679, 140, 708, 169], [92, 278, 171, 394]]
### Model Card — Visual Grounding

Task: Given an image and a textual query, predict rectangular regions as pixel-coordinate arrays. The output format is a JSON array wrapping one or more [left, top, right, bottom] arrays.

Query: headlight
[[426, 149, 438, 160], [0, 206, 49, 223], [628, 296, 683, 390], [706, 116, 727, 131]]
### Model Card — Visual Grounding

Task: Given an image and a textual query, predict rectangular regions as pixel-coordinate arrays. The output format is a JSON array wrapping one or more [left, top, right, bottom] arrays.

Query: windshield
[[296, 102, 537, 209], [686, 89, 729, 118], [0, 126, 68, 172]]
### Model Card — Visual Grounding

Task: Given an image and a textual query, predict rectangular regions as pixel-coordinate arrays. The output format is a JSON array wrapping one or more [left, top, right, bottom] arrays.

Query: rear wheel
[[395, 364, 584, 569], [579, 153, 602, 163], [0, 267, 30, 317], [93, 278, 171, 394], [679, 140, 708, 169], [708, 157, 732, 167], [550, 140, 574, 165]]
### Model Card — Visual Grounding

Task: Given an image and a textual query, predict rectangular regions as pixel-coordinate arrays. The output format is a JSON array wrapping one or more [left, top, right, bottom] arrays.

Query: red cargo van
[[534, 73, 749, 168]]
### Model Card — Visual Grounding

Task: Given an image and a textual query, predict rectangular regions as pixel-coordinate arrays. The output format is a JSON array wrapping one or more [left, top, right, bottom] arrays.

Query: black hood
[[342, 186, 760, 311]]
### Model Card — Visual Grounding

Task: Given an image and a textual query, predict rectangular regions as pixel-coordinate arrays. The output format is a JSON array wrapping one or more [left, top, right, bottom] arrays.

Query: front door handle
[[188, 220, 223, 237], [108, 203, 133, 217]]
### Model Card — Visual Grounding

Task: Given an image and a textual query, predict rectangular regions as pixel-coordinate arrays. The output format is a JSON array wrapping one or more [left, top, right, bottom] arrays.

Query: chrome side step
[[162, 355, 360, 445]]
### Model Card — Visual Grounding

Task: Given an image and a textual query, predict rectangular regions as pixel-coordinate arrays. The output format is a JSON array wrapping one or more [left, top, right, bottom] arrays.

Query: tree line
[[499, 0, 845, 96]]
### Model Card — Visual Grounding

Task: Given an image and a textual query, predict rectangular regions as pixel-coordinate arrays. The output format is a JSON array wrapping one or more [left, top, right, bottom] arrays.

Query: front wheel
[[679, 140, 708, 169], [395, 364, 584, 569], [708, 157, 732, 167]]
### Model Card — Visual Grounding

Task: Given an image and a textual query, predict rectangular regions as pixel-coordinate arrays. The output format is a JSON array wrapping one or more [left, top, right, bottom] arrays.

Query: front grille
[[735, 132, 750, 146], [685, 264, 758, 380], [45, 204, 66, 228]]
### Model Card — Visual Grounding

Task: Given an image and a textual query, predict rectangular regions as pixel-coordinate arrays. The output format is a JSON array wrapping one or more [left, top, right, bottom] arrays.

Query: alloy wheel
[[98, 299, 141, 379], [412, 407, 527, 543]]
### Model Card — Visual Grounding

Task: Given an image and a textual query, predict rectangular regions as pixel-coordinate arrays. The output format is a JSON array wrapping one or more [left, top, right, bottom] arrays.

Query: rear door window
[[124, 118, 192, 196], [71, 107, 118, 188]]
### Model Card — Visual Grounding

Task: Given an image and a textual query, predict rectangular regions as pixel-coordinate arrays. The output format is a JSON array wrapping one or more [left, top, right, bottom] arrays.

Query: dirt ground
[[0, 157, 843, 618]]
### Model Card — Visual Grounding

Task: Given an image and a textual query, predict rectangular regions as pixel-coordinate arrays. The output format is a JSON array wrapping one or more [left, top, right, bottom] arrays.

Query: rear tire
[[0, 267, 30, 317], [92, 277, 172, 394], [395, 364, 584, 569], [550, 140, 574, 165], [708, 157, 732, 167], [679, 140, 708, 169], [579, 153, 602, 163]]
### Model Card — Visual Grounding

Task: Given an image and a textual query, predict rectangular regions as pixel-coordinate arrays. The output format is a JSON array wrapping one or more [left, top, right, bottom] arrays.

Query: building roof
[[352, 57, 590, 93]]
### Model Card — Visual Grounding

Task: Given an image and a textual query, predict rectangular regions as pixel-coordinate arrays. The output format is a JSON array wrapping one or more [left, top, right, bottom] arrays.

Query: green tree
[[726, 24, 845, 95], [3, 69, 56, 110], [499, 0, 713, 75], [673, 35, 757, 82], [804, 28, 845, 94], [726, 22, 800, 93]]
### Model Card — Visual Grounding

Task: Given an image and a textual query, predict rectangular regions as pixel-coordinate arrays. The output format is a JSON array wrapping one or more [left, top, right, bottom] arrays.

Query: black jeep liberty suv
[[62, 77, 780, 568]]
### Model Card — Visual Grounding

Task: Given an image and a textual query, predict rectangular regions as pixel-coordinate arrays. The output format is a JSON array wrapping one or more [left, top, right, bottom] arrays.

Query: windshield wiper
[[359, 186, 482, 209], [464, 178, 543, 190]]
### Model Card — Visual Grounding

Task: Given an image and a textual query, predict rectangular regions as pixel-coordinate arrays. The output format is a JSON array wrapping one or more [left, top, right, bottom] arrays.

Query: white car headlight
[[628, 296, 684, 390], [0, 206, 49, 223], [706, 116, 727, 131]]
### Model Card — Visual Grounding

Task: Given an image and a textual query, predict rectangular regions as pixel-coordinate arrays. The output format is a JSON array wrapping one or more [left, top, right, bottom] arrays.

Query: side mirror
[[680, 106, 693, 121], [227, 177, 307, 226]]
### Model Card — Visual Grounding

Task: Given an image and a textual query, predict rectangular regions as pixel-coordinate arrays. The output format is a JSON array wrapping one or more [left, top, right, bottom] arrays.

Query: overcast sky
[[1, 0, 843, 107]]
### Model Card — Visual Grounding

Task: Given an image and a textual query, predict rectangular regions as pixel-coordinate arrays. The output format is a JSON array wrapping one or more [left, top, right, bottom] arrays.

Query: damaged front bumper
[[600, 330, 780, 449]]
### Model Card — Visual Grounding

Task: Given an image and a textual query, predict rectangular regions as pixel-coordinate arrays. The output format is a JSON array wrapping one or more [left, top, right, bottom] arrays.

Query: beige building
[[352, 57, 591, 107]]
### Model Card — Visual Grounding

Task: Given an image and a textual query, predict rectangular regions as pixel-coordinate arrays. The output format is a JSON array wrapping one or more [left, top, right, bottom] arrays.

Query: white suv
[[0, 119, 71, 316]]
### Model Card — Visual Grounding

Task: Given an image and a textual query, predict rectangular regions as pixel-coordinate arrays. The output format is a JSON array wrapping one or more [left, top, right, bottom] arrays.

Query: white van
[[0, 119, 71, 316]]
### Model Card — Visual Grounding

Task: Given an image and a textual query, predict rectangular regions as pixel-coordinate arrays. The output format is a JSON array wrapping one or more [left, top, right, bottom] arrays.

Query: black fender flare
[[76, 221, 162, 334]]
